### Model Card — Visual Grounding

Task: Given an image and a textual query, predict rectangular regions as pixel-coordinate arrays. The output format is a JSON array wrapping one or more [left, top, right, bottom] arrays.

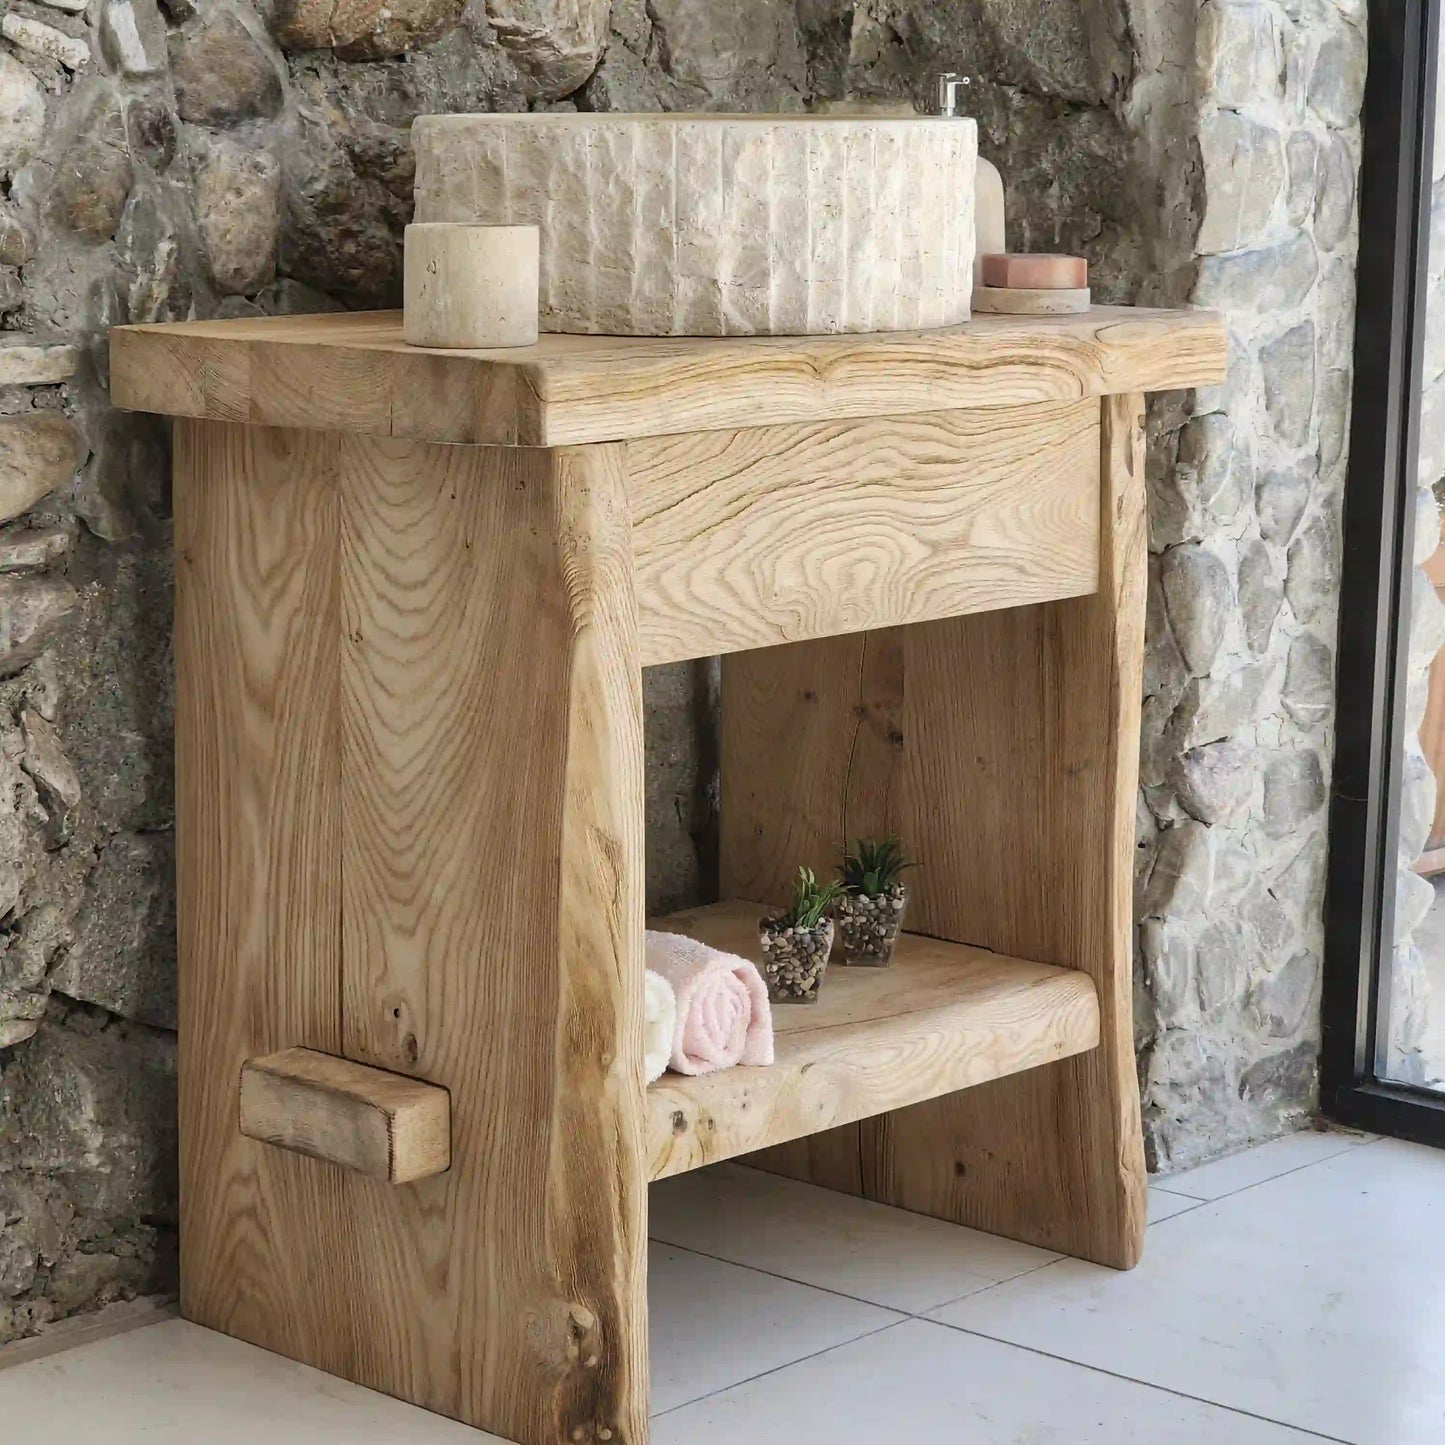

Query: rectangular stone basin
[[412, 112, 978, 336]]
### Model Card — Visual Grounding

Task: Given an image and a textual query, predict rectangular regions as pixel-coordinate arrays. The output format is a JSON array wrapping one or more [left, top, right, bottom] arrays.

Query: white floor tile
[[1157, 1127, 1374, 1200], [0, 1318, 491, 1444], [649, 1162, 1058, 1312], [1147, 1184, 1204, 1223], [934, 1139, 1445, 1445], [648, 1240, 900, 1413], [652, 1318, 1324, 1444]]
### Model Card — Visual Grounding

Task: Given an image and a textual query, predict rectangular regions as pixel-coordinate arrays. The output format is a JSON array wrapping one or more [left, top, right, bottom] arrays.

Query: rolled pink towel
[[645, 929, 774, 1076]]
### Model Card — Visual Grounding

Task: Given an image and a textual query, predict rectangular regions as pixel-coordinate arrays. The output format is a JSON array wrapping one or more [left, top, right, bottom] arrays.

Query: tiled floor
[[3, 1127, 1440, 1444]]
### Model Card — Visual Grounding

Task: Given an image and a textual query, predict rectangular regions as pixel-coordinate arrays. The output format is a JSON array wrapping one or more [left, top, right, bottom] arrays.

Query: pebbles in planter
[[758, 917, 835, 1004], [836, 883, 909, 967], [835, 836, 917, 968]]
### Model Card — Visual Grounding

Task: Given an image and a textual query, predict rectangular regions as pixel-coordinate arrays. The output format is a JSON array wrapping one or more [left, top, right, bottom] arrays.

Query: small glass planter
[[835, 884, 908, 966], [758, 917, 835, 1004]]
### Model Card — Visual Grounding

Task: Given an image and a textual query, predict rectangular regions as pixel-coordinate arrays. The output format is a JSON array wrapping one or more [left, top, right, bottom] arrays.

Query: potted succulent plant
[[759, 867, 842, 1004], [835, 836, 916, 966]]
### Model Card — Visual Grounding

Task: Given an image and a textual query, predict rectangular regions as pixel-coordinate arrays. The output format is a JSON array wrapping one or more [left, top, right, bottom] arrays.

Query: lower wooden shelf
[[645, 900, 1101, 1180]]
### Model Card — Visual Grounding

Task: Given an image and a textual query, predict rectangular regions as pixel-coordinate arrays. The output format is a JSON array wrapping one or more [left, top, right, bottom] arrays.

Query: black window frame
[[1322, 0, 1445, 1141]]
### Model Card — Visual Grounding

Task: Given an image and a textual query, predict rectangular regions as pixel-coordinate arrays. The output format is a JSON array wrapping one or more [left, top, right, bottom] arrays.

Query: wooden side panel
[[729, 396, 1149, 1269], [174, 420, 359, 1363], [337, 437, 648, 1443], [628, 401, 1100, 665]]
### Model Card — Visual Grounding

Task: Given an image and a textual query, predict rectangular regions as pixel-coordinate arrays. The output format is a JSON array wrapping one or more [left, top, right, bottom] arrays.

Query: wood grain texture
[[179, 426, 647, 1444], [174, 419, 360, 1367], [628, 401, 1099, 665], [113, 306, 1226, 446], [720, 629, 904, 909], [336, 435, 647, 1444], [645, 902, 1098, 1180], [728, 394, 1150, 1269], [239, 1048, 451, 1184]]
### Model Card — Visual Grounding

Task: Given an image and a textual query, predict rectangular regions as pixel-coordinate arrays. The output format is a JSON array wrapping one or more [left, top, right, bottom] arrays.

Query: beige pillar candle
[[403, 222, 539, 349]]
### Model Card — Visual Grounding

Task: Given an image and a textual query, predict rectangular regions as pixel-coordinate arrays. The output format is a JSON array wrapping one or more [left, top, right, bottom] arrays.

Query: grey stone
[[100, 0, 166, 77], [114, 190, 191, 329], [1173, 664, 1269, 749], [1197, 1, 1281, 108], [1238, 537, 1283, 654], [170, 11, 283, 128], [1248, 951, 1318, 1037], [1239, 1040, 1317, 1107], [1, 7, 92, 69], [486, 0, 612, 99], [20, 707, 80, 847], [1272, 830, 1328, 919], [48, 834, 175, 1030], [270, 0, 467, 58], [0, 211, 35, 268], [1195, 232, 1319, 313], [1285, 131, 1319, 225], [1160, 542, 1232, 675], [1318, 367, 1352, 474], [0, 53, 47, 177], [193, 136, 281, 297], [0, 337, 79, 387], [1261, 749, 1326, 839], [48, 100, 134, 244], [1308, 19, 1367, 128], [0, 416, 85, 523], [1139, 916, 1195, 1018], [1261, 323, 1317, 448], [1141, 820, 1214, 918], [1281, 631, 1334, 727], [1197, 110, 1286, 254], [0, 578, 79, 677], [1152, 412, 1252, 546], [1317, 256, 1357, 375], [1285, 509, 1340, 624], [1314, 133, 1356, 251], [1256, 463, 1313, 545], [1196, 917, 1249, 1012], [1171, 739, 1253, 825], [279, 112, 406, 309], [0, 1013, 177, 1220], [646, 0, 807, 110]]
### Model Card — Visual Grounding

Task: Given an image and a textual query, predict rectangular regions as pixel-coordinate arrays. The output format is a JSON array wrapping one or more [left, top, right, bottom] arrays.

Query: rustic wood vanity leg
[[176, 420, 649, 1444], [730, 394, 1149, 1268]]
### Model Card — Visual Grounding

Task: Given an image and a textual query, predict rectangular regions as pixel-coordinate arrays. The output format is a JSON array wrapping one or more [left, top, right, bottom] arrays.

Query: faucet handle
[[934, 72, 969, 117]]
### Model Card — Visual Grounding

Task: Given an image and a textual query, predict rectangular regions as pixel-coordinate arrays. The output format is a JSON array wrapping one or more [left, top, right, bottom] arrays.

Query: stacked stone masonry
[[0, 0, 1363, 1338]]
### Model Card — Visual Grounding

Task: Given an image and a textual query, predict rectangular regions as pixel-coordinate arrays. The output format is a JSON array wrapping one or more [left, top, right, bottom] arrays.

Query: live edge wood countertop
[[112, 305, 1227, 447]]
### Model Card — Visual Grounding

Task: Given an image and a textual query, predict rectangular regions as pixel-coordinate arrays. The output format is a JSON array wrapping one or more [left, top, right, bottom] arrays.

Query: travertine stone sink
[[412, 113, 977, 336]]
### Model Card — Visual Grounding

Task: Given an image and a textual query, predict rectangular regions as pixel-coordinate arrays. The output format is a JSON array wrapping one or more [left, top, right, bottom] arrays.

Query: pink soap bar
[[979, 254, 1088, 290]]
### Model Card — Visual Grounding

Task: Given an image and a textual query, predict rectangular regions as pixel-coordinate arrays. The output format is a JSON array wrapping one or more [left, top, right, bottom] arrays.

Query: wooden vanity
[[112, 305, 1226, 1445]]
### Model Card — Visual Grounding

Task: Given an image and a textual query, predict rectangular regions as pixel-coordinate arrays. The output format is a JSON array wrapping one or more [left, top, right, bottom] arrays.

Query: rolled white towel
[[645, 929, 774, 1076], [644, 969, 676, 1085]]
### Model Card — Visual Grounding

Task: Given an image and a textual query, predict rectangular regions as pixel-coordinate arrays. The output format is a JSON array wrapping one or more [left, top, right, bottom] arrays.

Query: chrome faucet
[[934, 73, 969, 117]]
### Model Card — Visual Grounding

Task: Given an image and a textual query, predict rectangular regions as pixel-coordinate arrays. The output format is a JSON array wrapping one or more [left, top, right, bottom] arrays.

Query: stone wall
[[1135, 0, 1364, 1166], [0, 0, 1362, 1338]]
